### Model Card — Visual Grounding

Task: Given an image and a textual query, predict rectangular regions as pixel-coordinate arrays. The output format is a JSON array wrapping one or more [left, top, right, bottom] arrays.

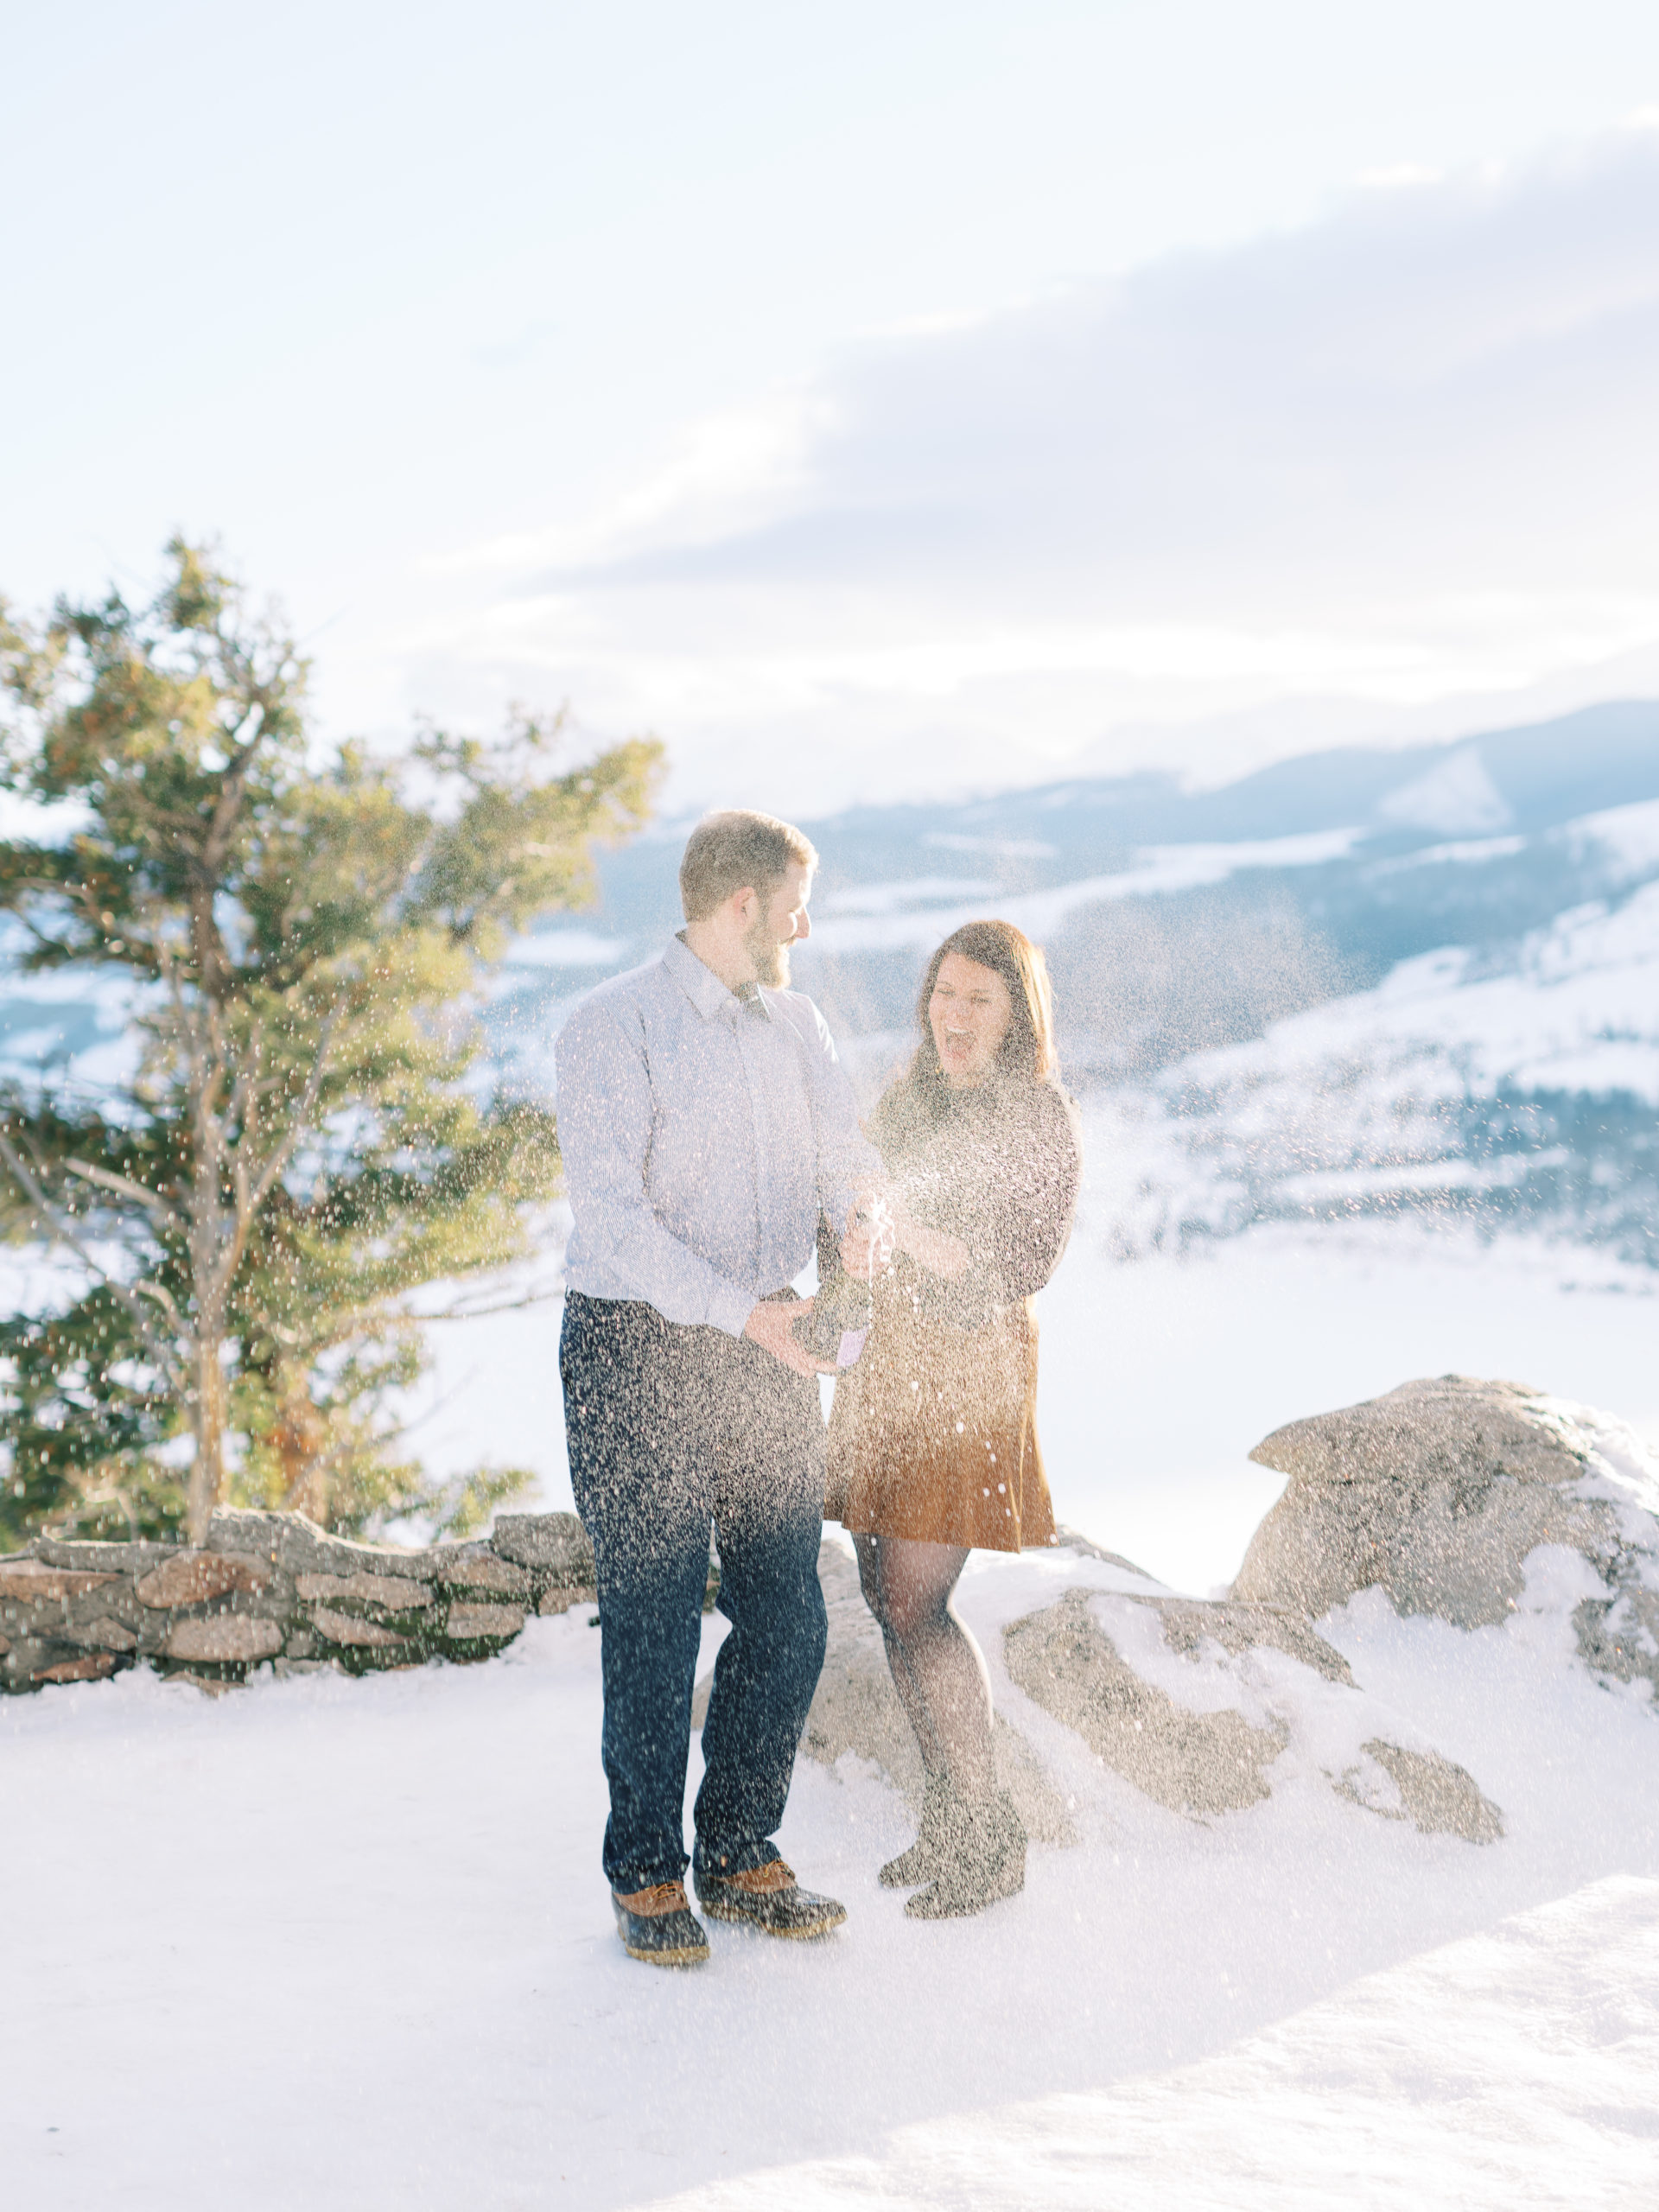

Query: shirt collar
[[664, 932, 772, 1022]]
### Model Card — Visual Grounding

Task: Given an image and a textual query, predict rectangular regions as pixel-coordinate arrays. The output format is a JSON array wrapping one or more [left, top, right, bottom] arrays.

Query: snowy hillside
[[1087, 849, 1659, 1266]]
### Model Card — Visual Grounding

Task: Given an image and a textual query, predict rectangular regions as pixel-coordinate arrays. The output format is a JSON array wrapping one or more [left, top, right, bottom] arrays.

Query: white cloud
[[420, 126, 1659, 813]]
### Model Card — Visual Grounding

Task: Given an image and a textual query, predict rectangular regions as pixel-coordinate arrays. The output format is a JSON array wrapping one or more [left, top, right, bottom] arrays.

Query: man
[[556, 809, 883, 1967]]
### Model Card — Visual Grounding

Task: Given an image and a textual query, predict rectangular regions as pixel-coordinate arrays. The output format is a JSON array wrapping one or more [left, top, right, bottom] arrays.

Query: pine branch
[[213, 1008, 339, 1306], [0, 1127, 187, 1390], [65, 1159, 181, 1222], [245, 1010, 337, 1217]]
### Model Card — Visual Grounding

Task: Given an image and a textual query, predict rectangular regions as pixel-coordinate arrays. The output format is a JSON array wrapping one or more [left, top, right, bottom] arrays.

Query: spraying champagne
[[794, 1195, 892, 1367]]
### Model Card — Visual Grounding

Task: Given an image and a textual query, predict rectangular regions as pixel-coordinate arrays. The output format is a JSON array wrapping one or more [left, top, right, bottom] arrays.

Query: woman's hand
[[887, 1193, 971, 1281]]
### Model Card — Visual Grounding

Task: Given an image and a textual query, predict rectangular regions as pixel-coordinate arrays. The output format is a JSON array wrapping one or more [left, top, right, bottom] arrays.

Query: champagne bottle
[[793, 1203, 883, 1367], [795, 1265, 873, 1368]]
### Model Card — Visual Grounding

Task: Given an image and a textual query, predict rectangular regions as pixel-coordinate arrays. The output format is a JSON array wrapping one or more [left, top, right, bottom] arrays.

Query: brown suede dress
[[828, 1073, 1082, 1553]]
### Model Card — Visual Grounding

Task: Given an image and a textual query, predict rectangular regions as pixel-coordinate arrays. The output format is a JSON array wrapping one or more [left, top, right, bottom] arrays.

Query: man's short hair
[[679, 810, 818, 922]]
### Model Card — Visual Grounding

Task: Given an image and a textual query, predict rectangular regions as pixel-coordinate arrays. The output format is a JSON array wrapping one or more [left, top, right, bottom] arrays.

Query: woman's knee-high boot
[[904, 1789, 1027, 1919], [879, 1772, 959, 1889]]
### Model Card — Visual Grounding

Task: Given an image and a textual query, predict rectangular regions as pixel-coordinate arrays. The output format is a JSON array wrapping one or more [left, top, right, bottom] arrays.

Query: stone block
[[430, 1550, 531, 1596], [210, 1508, 445, 1586], [0, 1630, 9, 1655], [60, 1617, 139, 1652], [32, 1652, 118, 1684], [2, 1636, 49, 1681], [65, 1580, 143, 1624], [207, 1508, 363, 1580], [163, 1672, 240, 1696], [537, 1584, 597, 1616], [134, 1612, 175, 1657], [203, 1508, 290, 1558], [445, 1601, 526, 1641], [310, 1607, 407, 1649], [163, 1616, 285, 1663], [137, 1551, 272, 1608], [0, 1561, 120, 1601], [295, 1571, 433, 1611], [491, 1512, 594, 1580], [35, 1539, 180, 1574]]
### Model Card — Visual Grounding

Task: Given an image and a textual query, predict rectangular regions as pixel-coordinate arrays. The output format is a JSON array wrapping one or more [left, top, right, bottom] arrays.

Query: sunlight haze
[[6, 0, 1659, 812]]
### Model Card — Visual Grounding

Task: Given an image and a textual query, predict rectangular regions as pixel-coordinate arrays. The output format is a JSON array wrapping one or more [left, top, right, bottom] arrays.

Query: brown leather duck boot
[[612, 1880, 711, 1967], [695, 1858, 847, 1939]]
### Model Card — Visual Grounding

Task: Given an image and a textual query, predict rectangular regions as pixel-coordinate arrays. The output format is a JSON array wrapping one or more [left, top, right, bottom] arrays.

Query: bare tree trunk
[[185, 934, 232, 1543], [188, 1307, 226, 1543]]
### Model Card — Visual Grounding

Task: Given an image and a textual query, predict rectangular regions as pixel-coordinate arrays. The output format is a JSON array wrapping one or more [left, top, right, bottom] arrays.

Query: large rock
[[1003, 1586, 1503, 1841], [1236, 1376, 1659, 1697]]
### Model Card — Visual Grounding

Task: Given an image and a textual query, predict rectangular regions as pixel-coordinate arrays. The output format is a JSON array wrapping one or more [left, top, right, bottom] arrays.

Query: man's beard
[[744, 909, 791, 988]]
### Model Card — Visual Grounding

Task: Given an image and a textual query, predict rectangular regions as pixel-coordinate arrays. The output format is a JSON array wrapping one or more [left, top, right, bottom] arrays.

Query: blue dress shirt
[[556, 935, 880, 1335]]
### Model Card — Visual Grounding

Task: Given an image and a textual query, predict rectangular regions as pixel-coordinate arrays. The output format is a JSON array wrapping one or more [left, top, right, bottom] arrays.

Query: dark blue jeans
[[560, 1292, 829, 1893]]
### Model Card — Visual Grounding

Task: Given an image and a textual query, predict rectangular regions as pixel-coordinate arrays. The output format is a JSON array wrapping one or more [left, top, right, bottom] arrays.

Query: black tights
[[854, 1534, 995, 1803]]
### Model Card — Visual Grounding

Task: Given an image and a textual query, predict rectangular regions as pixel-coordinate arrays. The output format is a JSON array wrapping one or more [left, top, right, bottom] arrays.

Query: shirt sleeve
[[555, 995, 758, 1337], [798, 999, 883, 1237], [913, 1088, 1083, 1329]]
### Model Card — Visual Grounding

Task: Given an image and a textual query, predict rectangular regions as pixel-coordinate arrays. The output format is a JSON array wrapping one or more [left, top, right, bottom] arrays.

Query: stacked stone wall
[[0, 1508, 598, 1693]]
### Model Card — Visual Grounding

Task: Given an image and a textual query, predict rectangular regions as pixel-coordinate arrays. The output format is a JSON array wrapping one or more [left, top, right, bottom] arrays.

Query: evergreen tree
[[0, 540, 658, 1546]]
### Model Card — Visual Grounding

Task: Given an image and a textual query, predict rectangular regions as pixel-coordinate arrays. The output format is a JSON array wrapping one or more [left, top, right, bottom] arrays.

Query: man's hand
[[743, 1298, 836, 1377], [838, 1191, 895, 1281]]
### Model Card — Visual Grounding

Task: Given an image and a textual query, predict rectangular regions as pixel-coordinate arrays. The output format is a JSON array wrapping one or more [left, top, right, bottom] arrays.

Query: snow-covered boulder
[[1236, 1376, 1659, 1698], [794, 1537, 1503, 1843]]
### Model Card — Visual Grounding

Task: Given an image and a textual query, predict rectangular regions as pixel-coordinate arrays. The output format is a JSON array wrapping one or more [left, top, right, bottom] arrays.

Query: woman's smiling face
[[929, 951, 1014, 1086]]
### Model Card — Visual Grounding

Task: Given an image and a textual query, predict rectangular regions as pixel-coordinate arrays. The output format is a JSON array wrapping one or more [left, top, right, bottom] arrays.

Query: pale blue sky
[[6, 3, 1659, 810]]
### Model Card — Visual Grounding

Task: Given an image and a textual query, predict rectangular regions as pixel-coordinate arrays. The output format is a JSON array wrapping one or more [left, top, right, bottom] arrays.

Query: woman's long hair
[[905, 918, 1058, 1089]]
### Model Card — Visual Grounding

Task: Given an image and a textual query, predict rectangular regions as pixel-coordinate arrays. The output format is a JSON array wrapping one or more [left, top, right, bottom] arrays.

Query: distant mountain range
[[484, 699, 1659, 1268]]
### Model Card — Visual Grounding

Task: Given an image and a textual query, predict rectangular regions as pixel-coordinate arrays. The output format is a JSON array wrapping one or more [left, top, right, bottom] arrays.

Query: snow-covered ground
[[4, 1508, 1657, 2209], [7, 1217, 1658, 2209]]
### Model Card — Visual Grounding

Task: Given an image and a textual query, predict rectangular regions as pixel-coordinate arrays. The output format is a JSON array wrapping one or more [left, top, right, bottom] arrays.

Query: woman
[[828, 918, 1082, 1919]]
